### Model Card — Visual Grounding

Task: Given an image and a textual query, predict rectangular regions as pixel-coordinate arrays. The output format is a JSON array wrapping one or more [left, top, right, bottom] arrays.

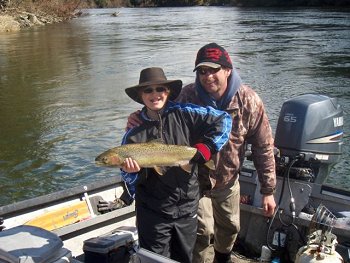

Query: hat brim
[[125, 80, 182, 105], [193, 62, 221, 72]]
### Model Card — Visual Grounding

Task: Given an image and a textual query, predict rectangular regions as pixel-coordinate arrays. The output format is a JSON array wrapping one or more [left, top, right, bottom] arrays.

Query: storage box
[[83, 226, 138, 263]]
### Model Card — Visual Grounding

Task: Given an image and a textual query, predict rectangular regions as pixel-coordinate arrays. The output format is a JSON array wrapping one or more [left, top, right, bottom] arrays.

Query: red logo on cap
[[224, 51, 232, 64], [205, 48, 222, 61]]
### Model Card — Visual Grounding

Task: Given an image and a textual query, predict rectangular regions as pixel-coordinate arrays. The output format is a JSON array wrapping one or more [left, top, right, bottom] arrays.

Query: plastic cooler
[[83, 226, 138, 263]]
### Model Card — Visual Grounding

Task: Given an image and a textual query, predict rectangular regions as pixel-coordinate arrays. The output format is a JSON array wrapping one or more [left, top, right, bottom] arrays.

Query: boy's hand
[[122, 157, 141, 173], [191, 143, 211, 164]]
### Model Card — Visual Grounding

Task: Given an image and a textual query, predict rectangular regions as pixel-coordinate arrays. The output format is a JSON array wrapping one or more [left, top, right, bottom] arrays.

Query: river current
[[0, 7, 349, 206]]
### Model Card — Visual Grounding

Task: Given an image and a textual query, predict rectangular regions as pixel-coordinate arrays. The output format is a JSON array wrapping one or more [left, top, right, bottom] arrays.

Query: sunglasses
[[197, 67, 221, 76], [142, 87, 168, 94]]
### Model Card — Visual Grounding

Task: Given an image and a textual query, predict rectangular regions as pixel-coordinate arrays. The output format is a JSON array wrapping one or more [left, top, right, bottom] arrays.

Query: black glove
[[97, 199, 126, 214], [0, 217, 5, 232], [191, 143, 211, 165]]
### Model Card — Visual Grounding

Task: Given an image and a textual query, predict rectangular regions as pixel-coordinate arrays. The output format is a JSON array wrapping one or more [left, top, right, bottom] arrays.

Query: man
[[103, 43, 277, 263], [176, 43, 276, 263]]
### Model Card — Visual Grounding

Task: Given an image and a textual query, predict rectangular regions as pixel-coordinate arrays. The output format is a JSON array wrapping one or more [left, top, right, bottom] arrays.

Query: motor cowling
[[274, 94, 343, 184]]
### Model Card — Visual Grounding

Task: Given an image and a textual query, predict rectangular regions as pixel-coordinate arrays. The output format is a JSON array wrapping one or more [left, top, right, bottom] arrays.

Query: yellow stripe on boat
[[24, 201, 91, 231]]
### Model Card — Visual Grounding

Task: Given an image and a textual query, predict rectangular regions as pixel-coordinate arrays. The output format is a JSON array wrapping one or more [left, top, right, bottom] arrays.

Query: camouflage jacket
[[177, 82, 276, 195]]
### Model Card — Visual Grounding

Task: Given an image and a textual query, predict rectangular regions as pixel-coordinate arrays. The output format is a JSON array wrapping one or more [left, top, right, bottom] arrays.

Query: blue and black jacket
[[121, 101, 231, 219]]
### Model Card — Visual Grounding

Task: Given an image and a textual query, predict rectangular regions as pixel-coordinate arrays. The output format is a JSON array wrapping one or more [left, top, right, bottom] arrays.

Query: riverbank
[[0, 9, 73, 32], [1, 1, 349, 33]]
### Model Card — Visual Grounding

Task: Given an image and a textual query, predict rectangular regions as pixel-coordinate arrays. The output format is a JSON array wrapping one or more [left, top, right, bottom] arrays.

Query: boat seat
[[0, 225, 72, 263]]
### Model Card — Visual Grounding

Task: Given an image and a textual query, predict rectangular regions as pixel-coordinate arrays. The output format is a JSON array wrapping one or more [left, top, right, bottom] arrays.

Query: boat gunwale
[[0, 176, 124, 217]]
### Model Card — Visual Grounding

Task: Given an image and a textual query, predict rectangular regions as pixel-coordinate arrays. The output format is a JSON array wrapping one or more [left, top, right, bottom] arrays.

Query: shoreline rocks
[[0, 9, 65, 32], [0, 14, 20, 32]]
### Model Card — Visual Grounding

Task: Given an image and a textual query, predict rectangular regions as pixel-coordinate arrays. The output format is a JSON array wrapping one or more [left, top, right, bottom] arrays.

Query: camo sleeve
[[243, 86, 276, 195]]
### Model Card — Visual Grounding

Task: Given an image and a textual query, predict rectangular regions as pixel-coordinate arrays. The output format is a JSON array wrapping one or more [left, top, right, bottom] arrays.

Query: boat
[[236, 93, 350, 263], [0, 93, 349, 263], [0, 176, 137, 262]]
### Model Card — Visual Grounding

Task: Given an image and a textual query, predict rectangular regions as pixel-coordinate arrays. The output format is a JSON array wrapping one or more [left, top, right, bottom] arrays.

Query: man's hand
[[122, 157, 141, 173], [262, 194, 276, 217], [125, 110, 142, 131]]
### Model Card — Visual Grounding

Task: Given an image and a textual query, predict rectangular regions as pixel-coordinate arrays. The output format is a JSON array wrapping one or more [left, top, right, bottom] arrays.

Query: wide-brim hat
[[125, 67, 182, 105]]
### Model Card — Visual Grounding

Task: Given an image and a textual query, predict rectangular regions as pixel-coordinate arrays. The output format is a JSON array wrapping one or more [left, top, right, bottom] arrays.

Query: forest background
[[1, 0, 349, 21], [0, 0, 349, 32]]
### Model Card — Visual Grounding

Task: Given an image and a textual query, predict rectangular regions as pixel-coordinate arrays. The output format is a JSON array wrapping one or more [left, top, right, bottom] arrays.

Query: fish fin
[[204, 160, 215, 170], [147, 138, 164, 144], [153, 166, 166, 176], [181, 160, 215, 173], [181, 164, 193, 173]]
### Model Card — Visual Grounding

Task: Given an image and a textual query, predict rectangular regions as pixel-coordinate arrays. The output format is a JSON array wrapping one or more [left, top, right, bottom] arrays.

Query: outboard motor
[[274, 94, 343, 184]]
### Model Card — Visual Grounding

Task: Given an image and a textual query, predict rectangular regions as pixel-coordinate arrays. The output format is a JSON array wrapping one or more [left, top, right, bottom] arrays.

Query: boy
[[120, 67, 231, 262]]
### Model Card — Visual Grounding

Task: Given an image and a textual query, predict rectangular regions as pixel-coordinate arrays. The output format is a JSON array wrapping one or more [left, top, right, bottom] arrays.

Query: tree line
[[96, 0, 350, 7], [1, 0, 349, 18]]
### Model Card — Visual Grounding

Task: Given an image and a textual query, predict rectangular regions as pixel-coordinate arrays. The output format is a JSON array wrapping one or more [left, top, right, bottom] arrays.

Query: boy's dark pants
[[136, 206, 197, 263]]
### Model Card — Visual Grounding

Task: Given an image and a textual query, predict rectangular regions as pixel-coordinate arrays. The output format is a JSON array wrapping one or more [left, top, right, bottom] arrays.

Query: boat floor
[[204, 245, 259, 263], [231, 246, 260, 263], [231, 254, 260, 263]]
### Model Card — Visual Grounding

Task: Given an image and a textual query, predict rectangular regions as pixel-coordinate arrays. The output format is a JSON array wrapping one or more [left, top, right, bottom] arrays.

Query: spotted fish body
[[95, 142, 198, 168]]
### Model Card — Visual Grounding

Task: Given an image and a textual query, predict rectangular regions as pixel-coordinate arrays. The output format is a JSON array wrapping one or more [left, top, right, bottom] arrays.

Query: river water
[[0, 7, 349, 206]]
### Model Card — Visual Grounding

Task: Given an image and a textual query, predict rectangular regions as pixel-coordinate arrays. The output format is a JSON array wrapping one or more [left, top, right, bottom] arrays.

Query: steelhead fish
[[95, 141, 214, 175]]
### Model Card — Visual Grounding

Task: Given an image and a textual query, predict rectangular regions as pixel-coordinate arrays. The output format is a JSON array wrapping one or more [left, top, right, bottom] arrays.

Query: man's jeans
[[193, 179, 240, 263]]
